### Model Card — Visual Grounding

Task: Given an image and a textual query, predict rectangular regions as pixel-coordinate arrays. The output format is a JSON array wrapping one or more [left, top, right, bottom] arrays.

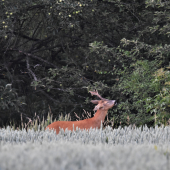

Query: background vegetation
[[0, 0, 170, 128]]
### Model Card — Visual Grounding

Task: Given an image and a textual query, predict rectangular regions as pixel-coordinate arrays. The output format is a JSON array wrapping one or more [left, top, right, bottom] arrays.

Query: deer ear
[[93, 104, 103, 111], [91, 100, 99, 104], [93, 105, 100, 111]]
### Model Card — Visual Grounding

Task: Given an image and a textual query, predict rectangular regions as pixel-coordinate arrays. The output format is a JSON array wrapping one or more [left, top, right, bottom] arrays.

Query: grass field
[[0, 125, 169, 170]]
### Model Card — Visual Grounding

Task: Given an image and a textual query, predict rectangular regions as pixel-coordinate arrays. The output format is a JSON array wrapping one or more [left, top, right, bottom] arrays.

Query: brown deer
[[46, 90, 116, 134]]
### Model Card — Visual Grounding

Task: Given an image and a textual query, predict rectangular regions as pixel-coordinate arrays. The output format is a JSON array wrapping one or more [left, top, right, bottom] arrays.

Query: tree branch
[[26, 56, 38, 81]]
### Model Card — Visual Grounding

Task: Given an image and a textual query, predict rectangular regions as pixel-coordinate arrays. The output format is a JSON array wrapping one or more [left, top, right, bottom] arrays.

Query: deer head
[[89, 90, 116, 111]]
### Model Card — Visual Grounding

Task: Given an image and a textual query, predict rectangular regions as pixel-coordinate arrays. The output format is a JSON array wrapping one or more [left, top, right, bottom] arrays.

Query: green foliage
[[118, 60, 158, 126], [0, 83, 23, 110], [145, 67, 170, 125], [0, 81, 25, 126]]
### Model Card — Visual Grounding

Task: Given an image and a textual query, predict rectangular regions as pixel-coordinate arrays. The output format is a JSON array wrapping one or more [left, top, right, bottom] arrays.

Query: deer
[[45, 90, 116, 134]]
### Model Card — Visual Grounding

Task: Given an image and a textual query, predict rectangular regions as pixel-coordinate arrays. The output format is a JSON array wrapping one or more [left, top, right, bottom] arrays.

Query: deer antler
[[89, 90, 105, 100]]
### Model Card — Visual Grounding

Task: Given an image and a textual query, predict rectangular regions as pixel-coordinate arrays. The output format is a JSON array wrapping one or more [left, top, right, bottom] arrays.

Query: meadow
[[0, 125, 170, 170]]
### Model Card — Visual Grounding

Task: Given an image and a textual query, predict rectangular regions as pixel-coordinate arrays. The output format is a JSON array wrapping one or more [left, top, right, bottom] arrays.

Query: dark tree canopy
[[0, 0, 170, 127]]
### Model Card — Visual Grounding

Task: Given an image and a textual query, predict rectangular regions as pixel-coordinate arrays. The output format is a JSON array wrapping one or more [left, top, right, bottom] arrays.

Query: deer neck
[[93, 109, 108, 123]]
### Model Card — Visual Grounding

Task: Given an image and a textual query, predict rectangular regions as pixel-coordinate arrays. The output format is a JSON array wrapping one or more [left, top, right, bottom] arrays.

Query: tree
[[0, 0, 170, 127]]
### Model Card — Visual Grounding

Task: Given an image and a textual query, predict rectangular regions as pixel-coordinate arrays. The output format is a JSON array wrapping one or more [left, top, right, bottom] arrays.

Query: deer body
[[46, 91, 116, 134]]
